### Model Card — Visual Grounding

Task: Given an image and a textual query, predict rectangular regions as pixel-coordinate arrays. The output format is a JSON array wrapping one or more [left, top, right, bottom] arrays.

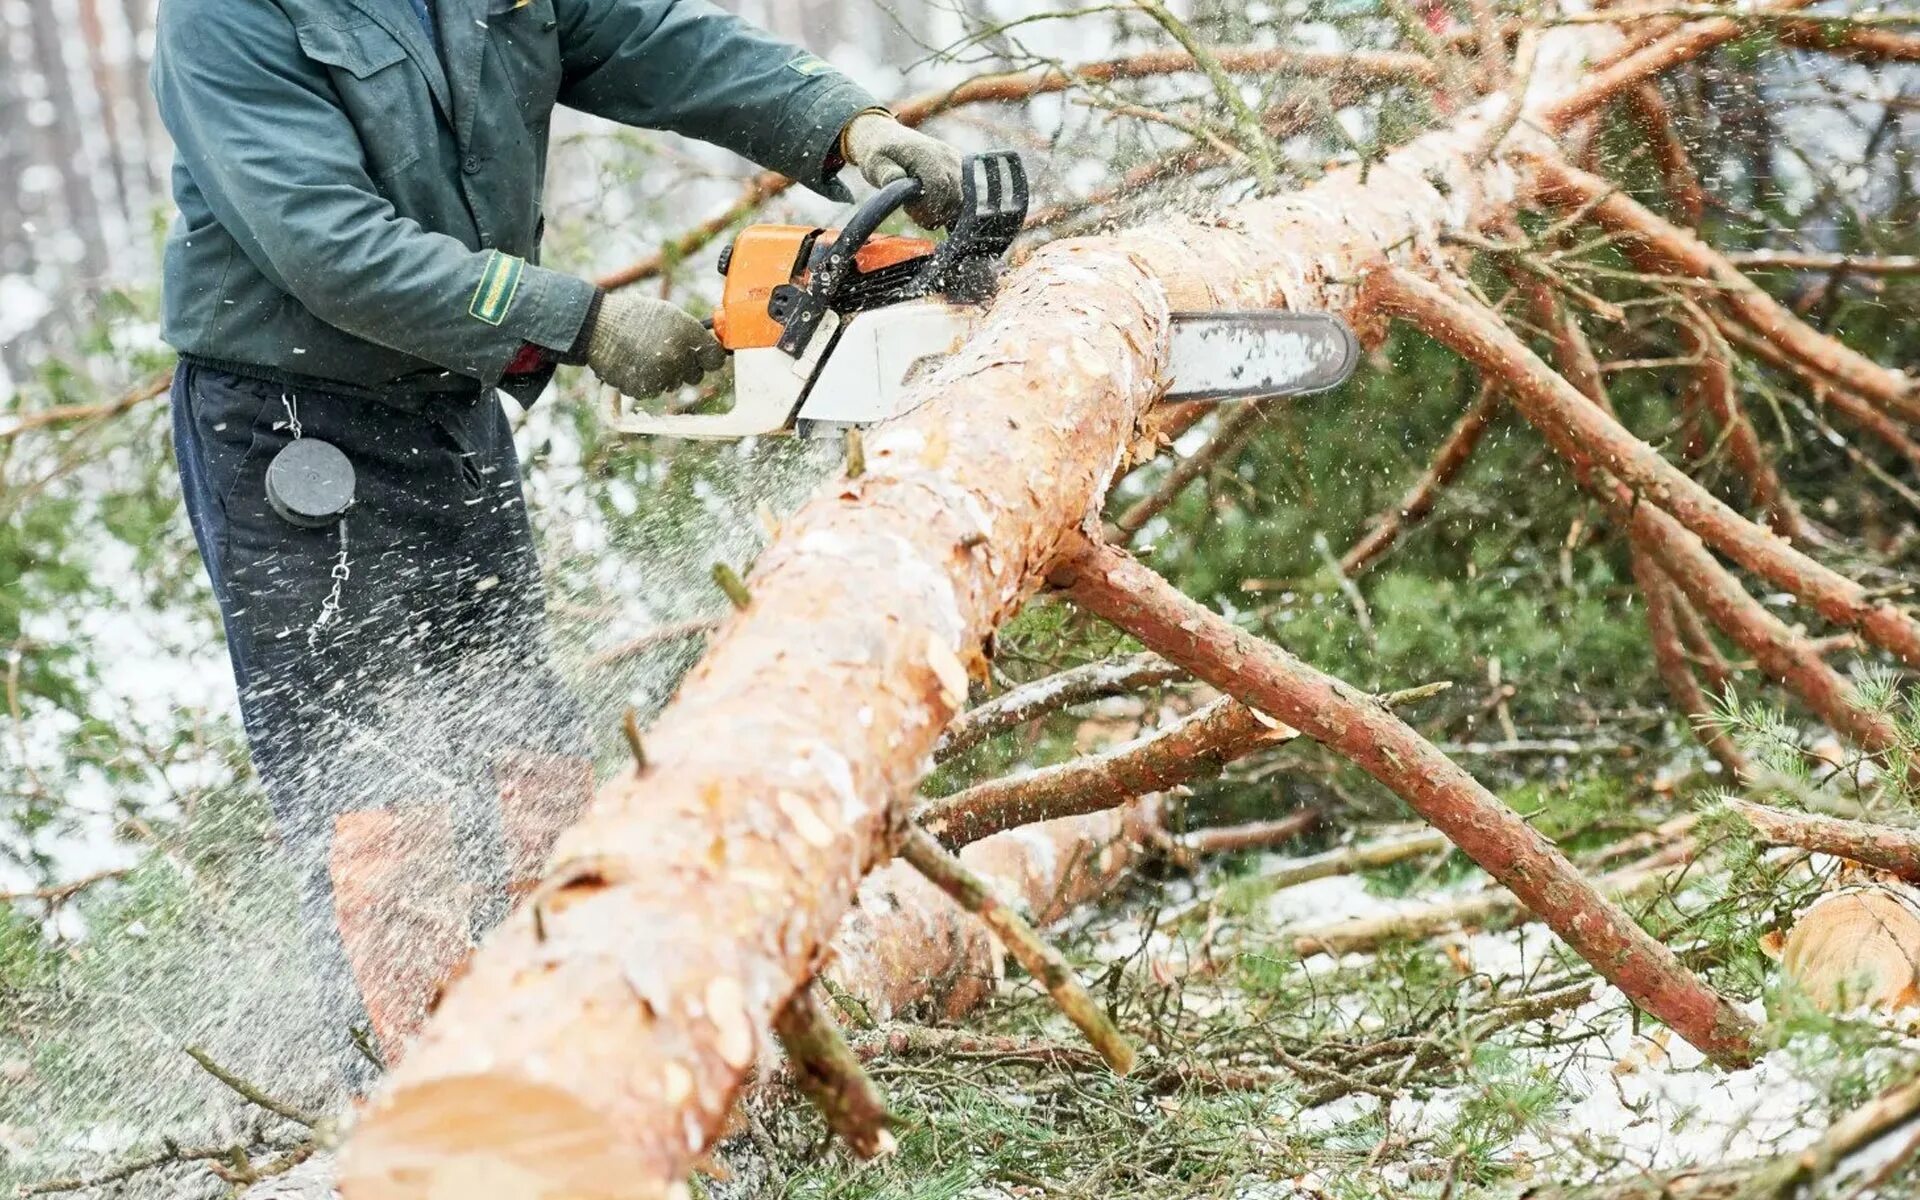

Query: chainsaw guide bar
[[609, 152, 1359, 440]]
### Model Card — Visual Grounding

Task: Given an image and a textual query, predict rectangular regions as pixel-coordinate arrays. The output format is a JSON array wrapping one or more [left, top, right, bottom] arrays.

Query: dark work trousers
[[170, 363, 587, 1086]]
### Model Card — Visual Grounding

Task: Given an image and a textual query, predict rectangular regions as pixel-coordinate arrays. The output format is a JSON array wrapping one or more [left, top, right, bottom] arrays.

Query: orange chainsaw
[[608, 152, 1360, 439]]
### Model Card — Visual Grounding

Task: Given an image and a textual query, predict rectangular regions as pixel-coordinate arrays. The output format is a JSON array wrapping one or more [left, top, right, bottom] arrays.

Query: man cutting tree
[[151, 0, 962, 1078]]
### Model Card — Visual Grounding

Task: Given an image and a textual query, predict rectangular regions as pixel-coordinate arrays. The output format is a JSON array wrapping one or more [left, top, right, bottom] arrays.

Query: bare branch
[[899, 826, 1135, 1074], [1724, 799, 1920, 882], [771, 988, 895, 1159], [1056, 539, 1759, 1066], [935, 653, 1185, 762]]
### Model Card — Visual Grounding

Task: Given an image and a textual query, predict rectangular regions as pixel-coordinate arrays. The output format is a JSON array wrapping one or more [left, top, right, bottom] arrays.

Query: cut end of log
[[337, 1077, 653, 1200], [1779, 888, 1920, 1014]]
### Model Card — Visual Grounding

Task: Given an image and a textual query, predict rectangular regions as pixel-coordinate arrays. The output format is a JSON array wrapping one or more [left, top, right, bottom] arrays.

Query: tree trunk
[[339, 15, 1775, 1196]]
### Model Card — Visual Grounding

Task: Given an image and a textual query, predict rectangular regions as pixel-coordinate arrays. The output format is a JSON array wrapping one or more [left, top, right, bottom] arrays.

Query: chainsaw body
[[607, 151, 1361, 440], [610, 153, 1025, 439]]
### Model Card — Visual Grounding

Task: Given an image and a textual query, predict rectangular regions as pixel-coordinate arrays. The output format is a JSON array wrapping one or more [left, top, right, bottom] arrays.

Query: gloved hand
[[585, 291, 727, 401], [841, 111, 965, 229]]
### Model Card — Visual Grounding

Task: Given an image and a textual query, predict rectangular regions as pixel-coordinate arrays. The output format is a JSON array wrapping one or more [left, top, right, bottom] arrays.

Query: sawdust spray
[[0, 420, 839, 1197]]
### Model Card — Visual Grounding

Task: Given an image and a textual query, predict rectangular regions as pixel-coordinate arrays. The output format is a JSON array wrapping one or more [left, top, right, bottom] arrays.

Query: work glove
[[585, 292, 727, 401], [841, 111, 965, 229]]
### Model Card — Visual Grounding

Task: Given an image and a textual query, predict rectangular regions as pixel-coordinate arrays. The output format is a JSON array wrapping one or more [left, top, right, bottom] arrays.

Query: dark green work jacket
[[152, 0, 876, 402]]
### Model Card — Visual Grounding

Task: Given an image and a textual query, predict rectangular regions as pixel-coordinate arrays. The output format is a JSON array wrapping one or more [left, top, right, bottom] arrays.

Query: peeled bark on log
[[899, 827, 1135, 1073], [827, 806, 1158, 1023], [1368, 268, 1920, 671], [343, 15, 1752, 1190], [340, 243, 1175, 1199], [1525, 155, 1920, 425], [1056, 540, 1758, 1065]]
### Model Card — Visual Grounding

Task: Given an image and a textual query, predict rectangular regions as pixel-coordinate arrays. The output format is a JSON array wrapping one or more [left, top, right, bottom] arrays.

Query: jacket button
[[463, 154, 482, 175]]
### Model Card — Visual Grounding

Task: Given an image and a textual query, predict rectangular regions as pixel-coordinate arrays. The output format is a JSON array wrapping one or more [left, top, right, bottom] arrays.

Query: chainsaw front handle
[[805, 176, 925, 310]]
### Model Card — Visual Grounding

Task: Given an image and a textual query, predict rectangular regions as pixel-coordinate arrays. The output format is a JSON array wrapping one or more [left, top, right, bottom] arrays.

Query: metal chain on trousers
[[309, 519, 352, 649]]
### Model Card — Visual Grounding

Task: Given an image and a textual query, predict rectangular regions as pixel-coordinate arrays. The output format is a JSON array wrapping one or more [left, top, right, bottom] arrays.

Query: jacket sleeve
[[554, 0, 879, 198], [151, 1, 594, 385]]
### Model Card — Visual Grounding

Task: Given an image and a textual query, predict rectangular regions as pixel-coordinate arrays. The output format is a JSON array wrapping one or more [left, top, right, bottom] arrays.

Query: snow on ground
[[1065, 843, 1920, 1191], [1262, 871, 1410, 928]]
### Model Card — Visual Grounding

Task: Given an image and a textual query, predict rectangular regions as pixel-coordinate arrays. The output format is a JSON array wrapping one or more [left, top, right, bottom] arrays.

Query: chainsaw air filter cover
[[265, 437, 357, 528]]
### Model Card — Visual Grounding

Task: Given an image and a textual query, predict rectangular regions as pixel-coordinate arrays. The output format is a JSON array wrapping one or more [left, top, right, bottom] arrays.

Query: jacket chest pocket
[[296, 21, 434, 183], [487, 0, 562, 128]]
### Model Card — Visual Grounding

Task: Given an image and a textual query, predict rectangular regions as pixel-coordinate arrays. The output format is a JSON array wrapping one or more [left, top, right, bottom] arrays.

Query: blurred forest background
[[4, 0, 1920, 1197]]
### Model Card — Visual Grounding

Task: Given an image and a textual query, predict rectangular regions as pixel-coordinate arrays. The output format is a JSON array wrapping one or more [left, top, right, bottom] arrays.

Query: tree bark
[[922, 696, 1295, 849], [339, 241, 1173, 1198], [1725, 799, 1920, 882]]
